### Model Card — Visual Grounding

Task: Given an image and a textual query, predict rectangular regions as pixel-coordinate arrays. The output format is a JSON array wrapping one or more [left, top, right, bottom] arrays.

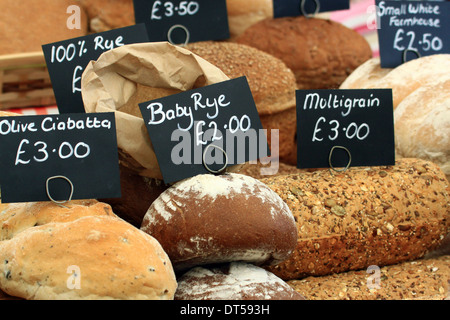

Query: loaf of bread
[[79, 0, 135, 33], [288, 255, 450, 300], [175, 262, 306, 300], [0, 0, 88, 55], [340, 54, 450, 109], [140, 173, 298, 272], [0, 200, 177, 300], [226, 0, 273, 39], [260, 158, 450, 280], [235, 16, 373, 90], [185, 41, 297, 160], [340, 55, 450, 180]]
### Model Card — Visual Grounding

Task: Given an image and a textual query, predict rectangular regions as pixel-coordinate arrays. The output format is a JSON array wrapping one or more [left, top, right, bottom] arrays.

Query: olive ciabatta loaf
[[260, 158, 450, 280], [288, 255, 450, 300], [0, 200, 177, 300], [175, 262, 306, 300], [140, 173, 297, 272]]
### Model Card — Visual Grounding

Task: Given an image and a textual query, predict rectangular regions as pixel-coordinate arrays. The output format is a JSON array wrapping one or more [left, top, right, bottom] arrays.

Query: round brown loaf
[[0, 200, 177, 300], [140, 173, 297, 272], [235, 16, 373, 90], [185, 41, 297, 160], [0, 0, 88, 55], [175, 262, 306, 300]]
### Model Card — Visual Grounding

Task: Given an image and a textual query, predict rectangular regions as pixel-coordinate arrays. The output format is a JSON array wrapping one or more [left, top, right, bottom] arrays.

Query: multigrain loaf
[[175, 262, 306, 300], [288, 255, 450, 300], [186, 41, 297, 160], [236, 16, 373, 90], [141, 173, 297, 272], [0, 0, 88, 55], [260, 158, 450, 280], [0, 200, 177, 300]]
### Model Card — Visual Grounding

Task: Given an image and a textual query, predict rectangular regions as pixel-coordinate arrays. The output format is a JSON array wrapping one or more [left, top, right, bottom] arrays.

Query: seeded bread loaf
[[260, 158, 450, 280], [235, 16, 373, 90], [186, 41, 297, 161], [175, 262, 306, 300], [140, 173, 298, 272], [0, 200, 177, 300], [288, 255, 450, 300]]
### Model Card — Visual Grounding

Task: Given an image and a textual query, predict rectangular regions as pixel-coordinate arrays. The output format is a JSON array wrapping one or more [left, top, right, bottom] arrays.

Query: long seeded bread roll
[[288, 255, 450, 300], [0, 200, 177, 300], [260, 158, 450, 280]]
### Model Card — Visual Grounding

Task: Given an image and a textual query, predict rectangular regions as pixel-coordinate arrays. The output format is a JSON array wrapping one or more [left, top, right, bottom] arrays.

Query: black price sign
[[273, 0, 349, 18], [0, 113, 121, 203], [133, 0, 229, 44], [139, 77, 269, 184], [42, 24, 149, 114], [376, 0, 449, 68], [296, 89, 395, 170]]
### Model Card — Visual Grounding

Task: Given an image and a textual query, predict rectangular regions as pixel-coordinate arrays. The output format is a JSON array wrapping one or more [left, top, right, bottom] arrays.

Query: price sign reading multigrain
[[273, 0, 349, 18], [133, 0, 229, 44], [376, 0, 450, 68], [0, 113, 121, 203], [296, 89, 395, 170], [139, 77, 269, 184], [42, 24, 149, 114]]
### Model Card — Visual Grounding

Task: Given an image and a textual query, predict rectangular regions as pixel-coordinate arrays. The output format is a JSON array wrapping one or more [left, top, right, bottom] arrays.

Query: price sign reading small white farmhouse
[[375, 0, 449, 68], [296, 89, 395, 169], [42, 24, 149, 114], [139, 77, 268, 184], [0, 113, 121, 203], [133, 0, 229, 43]]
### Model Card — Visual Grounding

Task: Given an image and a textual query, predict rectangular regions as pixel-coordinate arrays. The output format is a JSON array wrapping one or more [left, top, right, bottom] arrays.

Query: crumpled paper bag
[[81, 42, 230, 180]]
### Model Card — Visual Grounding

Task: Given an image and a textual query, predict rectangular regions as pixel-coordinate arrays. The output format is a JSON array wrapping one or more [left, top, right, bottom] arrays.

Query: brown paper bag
[[81, 42, 230, 180]]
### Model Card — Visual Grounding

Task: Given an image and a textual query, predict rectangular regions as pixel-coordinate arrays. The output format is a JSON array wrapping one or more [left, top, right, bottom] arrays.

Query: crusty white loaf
[[175, 262, 306, 300], [141, 173, 298, 272], [0, 200, 177, 300]]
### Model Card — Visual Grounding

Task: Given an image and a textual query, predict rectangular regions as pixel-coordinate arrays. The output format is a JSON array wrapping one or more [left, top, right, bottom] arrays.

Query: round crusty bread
[[175, 262, 306, 300], [185, 41, 298, 160], [0, 0, 88, 55], [235, 16, 373, 90], [140, 173, 297, 272], [0, 200, 177, 300], [394, 79, 450, 179], [340, 54, 450, 108]]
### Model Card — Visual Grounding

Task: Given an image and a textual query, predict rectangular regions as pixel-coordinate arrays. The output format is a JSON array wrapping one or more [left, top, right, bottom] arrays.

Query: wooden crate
[[0, 52, 55, 110]]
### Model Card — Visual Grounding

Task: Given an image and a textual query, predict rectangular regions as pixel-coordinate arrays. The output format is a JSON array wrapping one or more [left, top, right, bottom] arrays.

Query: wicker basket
[[0, 52, 56, 110]]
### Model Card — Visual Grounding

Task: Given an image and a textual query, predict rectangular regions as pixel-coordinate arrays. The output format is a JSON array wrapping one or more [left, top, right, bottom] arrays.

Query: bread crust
[[236, 16, 373, 90], [141, 173, 298, 271], [261, 158, 450, 280]]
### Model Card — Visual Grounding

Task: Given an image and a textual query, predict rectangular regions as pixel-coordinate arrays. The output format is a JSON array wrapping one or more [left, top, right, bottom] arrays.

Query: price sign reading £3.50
[[376, 0, 449, 68], [0, 113, 121, 203], [296, 89, 395, 170]]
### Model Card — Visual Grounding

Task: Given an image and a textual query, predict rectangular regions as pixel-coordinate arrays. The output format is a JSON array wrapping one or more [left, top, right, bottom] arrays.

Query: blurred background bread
[[0, 0, 88, 55]]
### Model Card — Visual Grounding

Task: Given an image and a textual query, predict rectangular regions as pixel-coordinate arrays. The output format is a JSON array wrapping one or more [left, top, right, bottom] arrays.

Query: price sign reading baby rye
[[0, 113, 121, 203], [42, 24, 149, 114], [296, 89, 395, 170], [133, 0, 229, 44], [139, 77, 269, 184], [375, 0, 449, 68]]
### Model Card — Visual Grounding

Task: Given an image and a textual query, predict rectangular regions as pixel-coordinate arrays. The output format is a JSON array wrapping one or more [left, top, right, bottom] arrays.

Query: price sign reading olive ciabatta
[[273, 0, 349, 18], [0, 113, 121, 203], [42, 24, 149, 114], [133, 0, 229, 44], [375, 0, 449, 68], [139, 77, 268, 184], [296, 89, 395, 170]]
